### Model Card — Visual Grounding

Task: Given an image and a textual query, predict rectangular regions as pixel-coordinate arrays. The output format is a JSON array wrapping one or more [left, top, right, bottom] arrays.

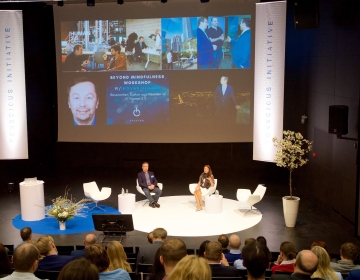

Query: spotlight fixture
[[161, 0, 167, 3], [87, 0, 95, 6], [117, 0, 124, 4], [57, 0, 63, 6], [200, 0, 210, 2]]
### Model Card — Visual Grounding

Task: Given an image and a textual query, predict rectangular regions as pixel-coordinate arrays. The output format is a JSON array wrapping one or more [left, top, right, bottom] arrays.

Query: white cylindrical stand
[[19, 180, 45, 221], [118, 193, 136, 214], [205, 195, 223, 214]]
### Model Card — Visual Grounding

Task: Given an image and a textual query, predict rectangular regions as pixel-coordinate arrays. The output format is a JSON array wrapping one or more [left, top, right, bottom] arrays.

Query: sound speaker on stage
[[328, 105, 348, 135]]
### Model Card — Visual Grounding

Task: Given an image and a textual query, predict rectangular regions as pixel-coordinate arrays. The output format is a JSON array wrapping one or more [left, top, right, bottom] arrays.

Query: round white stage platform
[[131, 195, 262, 237]]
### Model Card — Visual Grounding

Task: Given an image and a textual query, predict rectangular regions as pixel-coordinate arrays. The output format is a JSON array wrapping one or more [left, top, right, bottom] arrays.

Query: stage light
[[200, 0, 210, 2], [161, 0, 167, 3], [117, 0, 124, 4], [87, 0, 95, 6], [57, 0, 63, 6]]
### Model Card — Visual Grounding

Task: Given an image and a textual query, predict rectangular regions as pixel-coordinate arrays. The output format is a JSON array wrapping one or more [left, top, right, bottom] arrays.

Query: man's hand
[[235, 105, 241, 110], [213, 45, 217, 51], [148, 184, 155, 190], [220, 253, 230, 266], [226, 36, 231, 42]]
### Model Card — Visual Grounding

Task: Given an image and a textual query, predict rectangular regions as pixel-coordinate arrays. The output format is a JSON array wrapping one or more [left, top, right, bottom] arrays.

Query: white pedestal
[[205, 195, 223, 214], [118, 193, 136, 214], [19, 180, 45, 221]]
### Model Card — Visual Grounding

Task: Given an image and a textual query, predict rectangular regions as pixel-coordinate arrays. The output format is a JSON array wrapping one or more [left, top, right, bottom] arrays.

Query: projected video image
[[106, 72, 169, 124]]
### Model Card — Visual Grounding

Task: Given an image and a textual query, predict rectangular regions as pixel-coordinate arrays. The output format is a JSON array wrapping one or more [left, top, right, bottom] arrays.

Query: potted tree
[[272, 130, 312, 227]]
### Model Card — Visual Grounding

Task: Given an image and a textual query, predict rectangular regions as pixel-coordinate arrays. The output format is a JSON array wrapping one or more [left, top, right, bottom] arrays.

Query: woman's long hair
[[203, 165, 213, 178], [106, 241, 132, 272], [0, 243, 12, 274], [311, 246, 340, 280]]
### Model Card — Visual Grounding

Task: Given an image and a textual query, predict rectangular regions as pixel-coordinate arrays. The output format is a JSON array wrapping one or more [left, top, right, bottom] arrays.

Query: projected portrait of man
[[214, 76, 240, 124], [197, 17, 216, 69], [68, 78, 99, 126], [206, 17, 224, 69], [64, 44, 90, 72]]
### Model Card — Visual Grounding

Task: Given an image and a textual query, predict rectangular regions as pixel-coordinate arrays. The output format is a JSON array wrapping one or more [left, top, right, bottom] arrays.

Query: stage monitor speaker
[[328, 105, 348, 135], [294, 0, 319, 29]]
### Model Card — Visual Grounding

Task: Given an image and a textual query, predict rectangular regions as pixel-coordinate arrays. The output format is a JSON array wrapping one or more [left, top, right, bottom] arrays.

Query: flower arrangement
[[272, 130, 312, 199], [46, 188, 90, 223]]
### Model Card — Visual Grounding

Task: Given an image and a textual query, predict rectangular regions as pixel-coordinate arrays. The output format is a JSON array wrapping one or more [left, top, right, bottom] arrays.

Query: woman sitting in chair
[[194, 165, 214, 212]]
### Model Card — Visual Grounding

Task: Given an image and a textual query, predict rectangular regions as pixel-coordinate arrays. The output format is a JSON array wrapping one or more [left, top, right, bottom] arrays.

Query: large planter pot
[[282, 196, 300, 227]]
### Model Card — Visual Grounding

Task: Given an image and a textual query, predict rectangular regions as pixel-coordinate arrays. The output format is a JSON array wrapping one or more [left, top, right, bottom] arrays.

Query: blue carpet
[[12, 204, 120, 235]]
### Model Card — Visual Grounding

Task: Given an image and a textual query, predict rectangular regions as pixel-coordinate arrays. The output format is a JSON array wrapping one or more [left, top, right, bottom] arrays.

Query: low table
[[205, 194, 223, 214], [118, 193, 136, 214]]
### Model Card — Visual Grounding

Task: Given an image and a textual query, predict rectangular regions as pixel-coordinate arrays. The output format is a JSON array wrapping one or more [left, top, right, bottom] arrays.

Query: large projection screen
[[53, 0, 258, 143]]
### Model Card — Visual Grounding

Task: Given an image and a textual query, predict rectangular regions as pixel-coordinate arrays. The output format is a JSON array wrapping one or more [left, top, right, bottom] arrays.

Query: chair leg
[[88, 202, 105, 211]]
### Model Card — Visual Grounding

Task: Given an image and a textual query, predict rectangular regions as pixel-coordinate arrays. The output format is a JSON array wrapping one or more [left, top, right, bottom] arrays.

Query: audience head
[[310, 241, 328, 253], [20, 227, 32, 241], [197, 240, 210, 257], [229, 234, 242, 249], [217, 234, 229, 250], [294, 250, 318, 275], [160, 238, 187, 267], [311, 246, 337, 279], [147, 232, 154, 244], [280, 241, 296, 261], [58, 258, 99, 280], [152, 228, 167, 241], [84, 234, 97, 247], [167, 255, 211, 280], [204, 241, 222, 262], [0, 243, 12, 274], [256, 236, 267, 246], [242, 241, 271, 278], [13, 243, 40, 273], [36, 235, 56, 256], [340, 242, 359, 261], [106, 241, 131, 272], [244, 238, 256, 246], [86, 244, 109, 272], [150, 247, 165, 280]]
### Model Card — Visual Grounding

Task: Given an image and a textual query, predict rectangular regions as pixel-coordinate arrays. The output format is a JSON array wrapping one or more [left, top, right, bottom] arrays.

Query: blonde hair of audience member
[[166, 255, 211, 280], [311, 246, 340, 280], [86, 244, 110, 272], [58, 258, 99, 280], [244, 238, 256, 246], [106, 241, 132, 272], [36, 235, 56, 257], [152, 228, 167, 240]]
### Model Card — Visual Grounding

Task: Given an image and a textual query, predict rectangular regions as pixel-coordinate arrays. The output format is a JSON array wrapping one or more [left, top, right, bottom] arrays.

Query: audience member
[[106, 241, 132, 272], [36, 235, 75, 271], [233, 237, 257, 269], [271, 250, 321, 280], [86, 244, 130, 280], [311, 246, 342, 280], [310, 241, 328, 253], [330, 243, 360, 273], [242, 241, 272, 280], [0, 243, 12, 277], [225, 234, 242, 262], [257, 236, 267, 246], [146, 248, 165, 280], [57, 258, 99, 280], [245, 238, 256, 244], [2, 243, 40, 280], [346, 269, 360, 280], [166, 255, 211, 280], [71, 234, 97, 258], [205, 241, 239, 277], [160, 238, 187, 279], [272, 241, 297, 274], [218, 234, 230, 254], [147, 232, 154, 244], [197, 240, 210, 258], [14, 227, 32, 250], [140, 228, 167, 263]]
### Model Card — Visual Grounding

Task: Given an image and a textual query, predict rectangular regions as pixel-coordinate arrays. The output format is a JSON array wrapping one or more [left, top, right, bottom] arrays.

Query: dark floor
[[0, 167, 358, 254]]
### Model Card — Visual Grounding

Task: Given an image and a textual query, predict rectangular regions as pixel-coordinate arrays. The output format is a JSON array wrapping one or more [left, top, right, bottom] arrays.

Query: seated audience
[[225, 234, 242, 262], [36, 235, 75, 271], [160, 238, 187, 279], [2, 243, 39, 280], [197, 240, 210, 258], [0, 244, 12, 277], [346, 269, 360, 280], [257, 236, 267, 246], [166, 255, 211, 280], [242, 241, 272, 280], [71, 234, 97, 259], [140, 228, 167, 263], [330, 242, 360, 273], [234, 237, 257, 269], [271, 250, 321, 280], [218, 234, 230, 254], [310, 241, 328, 253], [311, 246, 342, 280], [147, 232, 154, 244], [14, 227, 32, 250], [106, 241, 132, 272], [86, 244, 130, 280], [146, 248, 165, 280], [205, 241, 239, 277], [57, 258, 99, 280], [272, 241, 297, 274]]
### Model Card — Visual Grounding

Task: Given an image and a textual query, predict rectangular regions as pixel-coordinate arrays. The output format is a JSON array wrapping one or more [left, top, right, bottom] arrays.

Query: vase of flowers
[[273, 130, 312, 227], [45, 188, 90, 231]]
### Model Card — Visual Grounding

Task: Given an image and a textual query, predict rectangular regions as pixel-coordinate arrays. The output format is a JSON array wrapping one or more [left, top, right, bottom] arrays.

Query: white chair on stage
[[83, 181, 112, 211], [136, 179, 163, 206], [189, 179, 218, 197], [236, 184, 266, 215]]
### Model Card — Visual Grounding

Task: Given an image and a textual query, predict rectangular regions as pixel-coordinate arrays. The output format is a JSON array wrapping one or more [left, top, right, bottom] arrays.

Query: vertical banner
[[0, 10, 28, 159], [253, 1, 286, 162]]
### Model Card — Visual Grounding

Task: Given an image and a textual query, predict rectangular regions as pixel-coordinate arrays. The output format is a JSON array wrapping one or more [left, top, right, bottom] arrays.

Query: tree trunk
[[289, 171, 293, 199]]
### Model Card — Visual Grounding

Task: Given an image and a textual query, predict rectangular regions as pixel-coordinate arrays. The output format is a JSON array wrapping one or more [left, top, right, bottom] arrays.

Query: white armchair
[[236, 184, 266, 215], [189, 179, 218, 197], [83, 181, 112, 211], [136, 179, 163, 206]]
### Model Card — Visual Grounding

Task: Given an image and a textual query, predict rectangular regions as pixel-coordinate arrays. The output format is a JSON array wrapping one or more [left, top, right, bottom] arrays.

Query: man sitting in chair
[[137, 162, 162, 208]]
